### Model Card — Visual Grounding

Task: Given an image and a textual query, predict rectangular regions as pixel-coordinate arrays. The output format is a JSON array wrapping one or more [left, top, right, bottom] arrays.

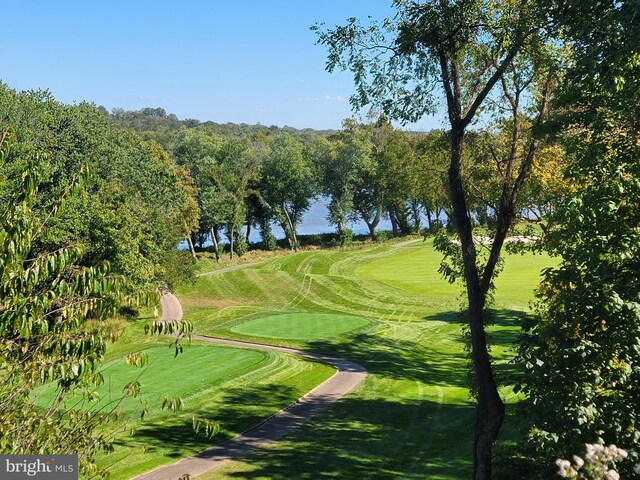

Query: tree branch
[[461, 29, 535, 128]]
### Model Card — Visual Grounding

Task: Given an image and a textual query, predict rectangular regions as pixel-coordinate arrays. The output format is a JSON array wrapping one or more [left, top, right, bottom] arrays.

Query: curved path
[[133, 293, 367, 480], [196, 262, 261, 278], [390, 238, 422, 248]]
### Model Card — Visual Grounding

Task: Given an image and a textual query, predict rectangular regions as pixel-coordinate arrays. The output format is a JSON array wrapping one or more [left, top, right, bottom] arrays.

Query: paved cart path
[[133, 293, 367, 480]]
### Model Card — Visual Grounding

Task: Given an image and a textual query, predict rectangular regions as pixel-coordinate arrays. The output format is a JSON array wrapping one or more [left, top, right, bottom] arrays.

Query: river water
[[187, 197, 395, 248], [269, 196, 393, 239]]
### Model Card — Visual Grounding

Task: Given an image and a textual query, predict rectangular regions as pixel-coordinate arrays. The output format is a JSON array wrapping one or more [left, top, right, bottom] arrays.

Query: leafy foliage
[[0, 87, 200, 477], [261, 133, 317, 251], [514, 3, 640, 478], [516, 115, 640, 479], [0, 136, 130, 477], [0, 84, 197, 292]]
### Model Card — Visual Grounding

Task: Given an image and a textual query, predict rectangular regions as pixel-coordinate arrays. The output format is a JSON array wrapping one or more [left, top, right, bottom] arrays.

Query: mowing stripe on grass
[[132, 294, 368, 480]]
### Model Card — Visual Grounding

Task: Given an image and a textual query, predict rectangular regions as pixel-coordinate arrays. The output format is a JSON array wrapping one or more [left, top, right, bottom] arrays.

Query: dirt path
[[195, 237, 423, 279], [196, 262, 261, 278], [133, 294, 367, 480], [390, 238, 422, 248]]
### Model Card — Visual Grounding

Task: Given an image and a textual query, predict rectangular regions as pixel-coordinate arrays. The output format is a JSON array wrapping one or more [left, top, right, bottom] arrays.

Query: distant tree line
[[106, 106, 565, 262]]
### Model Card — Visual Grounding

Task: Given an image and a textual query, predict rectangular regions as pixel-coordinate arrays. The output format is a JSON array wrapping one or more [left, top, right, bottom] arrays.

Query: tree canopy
[[0, 84, 197, 291], [514, 1, 640, 477]]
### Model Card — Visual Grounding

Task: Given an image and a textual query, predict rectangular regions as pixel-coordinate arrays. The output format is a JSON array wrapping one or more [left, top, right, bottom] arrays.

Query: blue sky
[[1, 1, 442, 130]]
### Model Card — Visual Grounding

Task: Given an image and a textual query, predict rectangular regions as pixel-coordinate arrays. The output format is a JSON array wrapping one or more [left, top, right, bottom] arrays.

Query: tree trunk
[[425, 206, 433, 230], [245, 210, 253, 244], [282, 204, 298, 252], [362, 207, 382, 240], [186, 235, 197, 261], [229, 224, 235, 260], [388, 205, 399, 237], [280, 222, 295, 250], [448, 126, 504, 480], [366, 221, 376, 240], [410, 199, 421, 232], [396, 203, 413, 235], [210, 226, 220, 263], [442, 207, 453, 230]]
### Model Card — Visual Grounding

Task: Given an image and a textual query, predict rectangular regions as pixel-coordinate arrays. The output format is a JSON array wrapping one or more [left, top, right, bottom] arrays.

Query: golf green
[[230, 312, 370, 340], [93, 341, 334, 480]]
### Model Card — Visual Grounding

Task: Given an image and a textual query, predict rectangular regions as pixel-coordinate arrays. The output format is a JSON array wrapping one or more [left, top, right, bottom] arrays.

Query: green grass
[[355, 242, 460, 299], [75, 239, 551, 479], [168, 239, 554, 480], [230, 312, 371, 340], [92, 340, 334, 480], [193, 248, 292, 275], [52, 308, 334, 479], [37, 345, 268, 417], [356, 241, 552, 306]]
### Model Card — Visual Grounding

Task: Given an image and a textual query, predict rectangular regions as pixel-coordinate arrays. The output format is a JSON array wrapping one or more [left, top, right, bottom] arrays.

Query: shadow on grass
[[423, 310, 466, 324], [128, 383, 300, 457], [222, 396, 474, 479], [307, 333, 470, 388], [424, 308, 528, 387], [423, 308, 527, 346], [423, 308, 527, 329], [303, 308, 527, 390]]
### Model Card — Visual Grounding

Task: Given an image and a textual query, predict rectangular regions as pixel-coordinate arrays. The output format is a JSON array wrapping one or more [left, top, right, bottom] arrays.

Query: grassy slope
[[98, 345, 333, 480], [81, 314, 333, 479], [181, 241, 552, 479]]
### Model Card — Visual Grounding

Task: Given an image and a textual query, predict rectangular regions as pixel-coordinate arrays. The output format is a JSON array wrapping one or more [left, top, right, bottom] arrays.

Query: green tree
[[321, 118, 410, 241], [369, 117, 416, 236], [412, 130, 451, 230], [315, 2, 554, 476], [261, 133, 316, 251], [515, 1, 640, 477], [173, 127, 223, 260], [0, 85, 196, 292], [212, 138, 262, 258], [516, 122, 640, 478], [0, 135, 128, 477], [0, 124, 196, 479], [349, 122, 386, 241], [316, 120, 372, 236]]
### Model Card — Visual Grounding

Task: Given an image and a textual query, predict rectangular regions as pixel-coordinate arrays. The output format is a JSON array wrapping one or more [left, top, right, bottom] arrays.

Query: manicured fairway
[[355, 242, 460, 299], [37, 345, 267, 417], [172, 240, 553, 480], [80, 239, 552, 479], [230, 312, 370, 340], [356, 241, 553, 306], [89, 341, 333, 479]]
